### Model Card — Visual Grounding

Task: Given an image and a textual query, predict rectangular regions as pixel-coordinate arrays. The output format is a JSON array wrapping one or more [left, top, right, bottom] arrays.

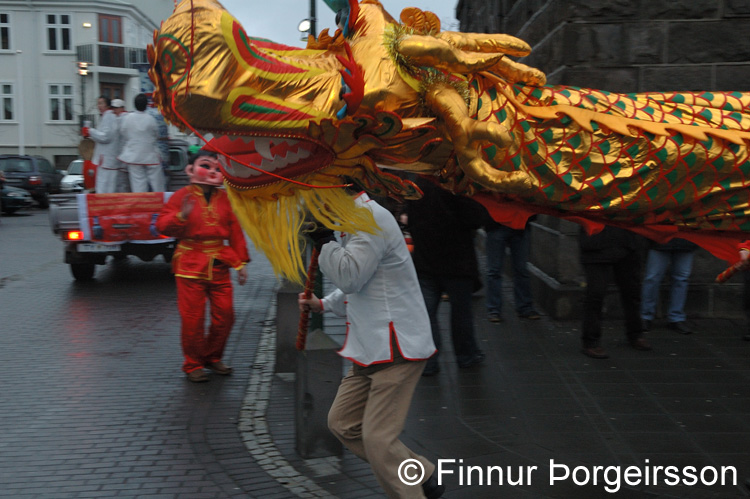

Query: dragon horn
[[336, 42, 364, 114]]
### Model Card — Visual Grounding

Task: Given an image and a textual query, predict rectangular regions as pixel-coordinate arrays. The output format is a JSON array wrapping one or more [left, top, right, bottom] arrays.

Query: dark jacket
[[650, 237, 698, 253], [406, 177, 488, 278], [579, 226, 642, 264]]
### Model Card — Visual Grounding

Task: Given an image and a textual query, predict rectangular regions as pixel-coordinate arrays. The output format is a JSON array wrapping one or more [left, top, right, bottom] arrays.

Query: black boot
[[422, 472, 445, 499]]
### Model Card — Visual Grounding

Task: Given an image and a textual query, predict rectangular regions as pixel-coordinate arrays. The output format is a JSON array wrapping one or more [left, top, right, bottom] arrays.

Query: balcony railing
[[76, 43, 148, 69], [99, 44, 124, 67]]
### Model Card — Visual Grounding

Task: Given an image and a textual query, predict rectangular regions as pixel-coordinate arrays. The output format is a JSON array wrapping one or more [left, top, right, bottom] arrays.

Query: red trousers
[[176, 267, 234, 373]]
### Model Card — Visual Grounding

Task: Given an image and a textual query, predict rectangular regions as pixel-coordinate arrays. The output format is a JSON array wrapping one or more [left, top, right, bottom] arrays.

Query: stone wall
[[456, 0, 750, 318], [457, 0, 750, 89]]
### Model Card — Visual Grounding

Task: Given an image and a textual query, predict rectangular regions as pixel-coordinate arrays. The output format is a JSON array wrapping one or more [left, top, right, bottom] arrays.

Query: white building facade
[[0, 0, 176, 169]]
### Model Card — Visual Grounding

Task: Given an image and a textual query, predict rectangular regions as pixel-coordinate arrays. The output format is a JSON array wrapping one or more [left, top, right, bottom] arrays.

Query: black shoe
[[581, 346, 609, 359], [667, 321, 693, 335], [458, 352, 485, 368], [744, 333, 750, 341], [422, 471, 445, 499], [519, 310, 541, 320], [643, 319, 651, 332], [487, 312, 503, 323], [630, 337, 653, 351]]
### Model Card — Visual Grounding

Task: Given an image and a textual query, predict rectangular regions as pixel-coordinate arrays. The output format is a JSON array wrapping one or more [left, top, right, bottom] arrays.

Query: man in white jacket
[[299, 192, 444, 499], [118, 93, 163, 192], [83, 96, 123, 193]]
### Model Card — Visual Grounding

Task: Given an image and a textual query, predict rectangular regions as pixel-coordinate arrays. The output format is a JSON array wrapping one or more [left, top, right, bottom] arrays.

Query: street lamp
[[298, 19, 311, 33], [297, 19, 312, 40], [298, 0, 316, 41]]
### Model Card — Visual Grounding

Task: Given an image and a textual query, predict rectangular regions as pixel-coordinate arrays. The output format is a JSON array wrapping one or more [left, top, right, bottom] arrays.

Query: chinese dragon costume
[[148, 0, 750, 282]]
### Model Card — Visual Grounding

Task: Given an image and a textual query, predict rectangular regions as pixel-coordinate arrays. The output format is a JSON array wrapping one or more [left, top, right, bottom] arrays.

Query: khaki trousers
[[328, 360, 434, 498]]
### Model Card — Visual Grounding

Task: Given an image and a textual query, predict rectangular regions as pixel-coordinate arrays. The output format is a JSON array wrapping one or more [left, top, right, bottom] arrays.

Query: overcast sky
[[221, 0, 460, 47]]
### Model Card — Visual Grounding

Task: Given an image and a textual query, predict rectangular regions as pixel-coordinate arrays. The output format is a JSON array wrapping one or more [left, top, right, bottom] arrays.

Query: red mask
[[185, 155, 224, 186]]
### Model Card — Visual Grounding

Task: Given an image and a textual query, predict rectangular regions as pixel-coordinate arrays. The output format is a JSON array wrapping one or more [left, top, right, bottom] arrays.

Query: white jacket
[[88, 110, 120, 170], [319, 193, 436, 366], [117, 111, 161, 166]]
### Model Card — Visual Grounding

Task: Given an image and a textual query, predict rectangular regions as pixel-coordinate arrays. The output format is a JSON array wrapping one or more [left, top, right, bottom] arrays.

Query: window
[[0, 84, 13, 121], [67, 160, 83, 175], [98, 15, 123, 67], [0, 13, 10, 50], [38, 158, 55, 173], [46, 14, 71, 51], [48, 84, 73, 122], [98, 15, 122, 44], [0, 157, 31, 173], [100, 83, 124, 101]]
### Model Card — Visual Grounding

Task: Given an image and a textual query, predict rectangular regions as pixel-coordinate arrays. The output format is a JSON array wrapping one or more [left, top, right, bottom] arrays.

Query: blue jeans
[[640, 249, 694, 323], [418, 274, 480, 366], [485, 225, 535, 315]]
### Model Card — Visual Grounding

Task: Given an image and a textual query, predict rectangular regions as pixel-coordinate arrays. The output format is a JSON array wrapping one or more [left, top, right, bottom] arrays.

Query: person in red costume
[[156, 149, 250, 382]]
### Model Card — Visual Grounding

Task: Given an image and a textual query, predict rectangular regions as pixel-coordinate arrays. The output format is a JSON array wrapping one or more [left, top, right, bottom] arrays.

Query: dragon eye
[[339, 82, 351, 99], [335, 8, 349, 30]]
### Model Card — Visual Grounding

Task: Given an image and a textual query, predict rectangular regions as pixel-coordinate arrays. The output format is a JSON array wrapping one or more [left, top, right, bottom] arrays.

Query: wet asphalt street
[[3, 208, 750, 498], [0, 209, 289, 498]]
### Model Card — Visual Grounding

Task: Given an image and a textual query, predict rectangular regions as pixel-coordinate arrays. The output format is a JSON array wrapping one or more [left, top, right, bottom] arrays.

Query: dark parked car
[[0, 155, 63, 208], [2, 183, 34, 214]]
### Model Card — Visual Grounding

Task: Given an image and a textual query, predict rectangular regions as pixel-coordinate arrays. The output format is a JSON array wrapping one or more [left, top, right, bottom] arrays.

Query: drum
[[78, 138, 95, 161], [83, 160, 97, 190]]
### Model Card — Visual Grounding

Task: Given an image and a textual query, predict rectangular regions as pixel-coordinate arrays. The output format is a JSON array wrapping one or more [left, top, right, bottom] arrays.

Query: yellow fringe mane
[[226, 184, 379, 284]]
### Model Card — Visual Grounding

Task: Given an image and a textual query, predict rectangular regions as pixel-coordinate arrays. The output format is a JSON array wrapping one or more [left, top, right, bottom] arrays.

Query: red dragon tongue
[[204, 134, 328, 187]]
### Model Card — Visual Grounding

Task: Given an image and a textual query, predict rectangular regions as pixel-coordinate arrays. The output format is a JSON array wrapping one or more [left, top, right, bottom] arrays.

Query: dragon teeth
[[215, 135, 312, 179], [229, 159, 262, 177], [254, 138, 274, 160]]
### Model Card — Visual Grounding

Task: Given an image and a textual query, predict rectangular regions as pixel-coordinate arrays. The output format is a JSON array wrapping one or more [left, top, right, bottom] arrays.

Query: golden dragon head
[[148, 0, 478, 280]]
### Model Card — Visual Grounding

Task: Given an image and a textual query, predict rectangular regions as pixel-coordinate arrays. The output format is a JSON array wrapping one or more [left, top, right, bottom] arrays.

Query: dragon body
[[149, 0, 750, 281]]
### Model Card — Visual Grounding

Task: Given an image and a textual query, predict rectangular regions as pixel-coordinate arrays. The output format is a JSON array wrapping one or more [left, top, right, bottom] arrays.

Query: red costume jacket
[[156, 185, 250, 280]]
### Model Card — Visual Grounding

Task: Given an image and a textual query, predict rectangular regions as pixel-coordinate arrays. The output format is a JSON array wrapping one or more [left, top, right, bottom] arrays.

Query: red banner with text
[[77, 192, 174, 243]]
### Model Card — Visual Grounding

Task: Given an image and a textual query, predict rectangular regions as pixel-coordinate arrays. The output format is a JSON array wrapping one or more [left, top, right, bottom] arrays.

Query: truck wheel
[[70, 263, 95, 281]]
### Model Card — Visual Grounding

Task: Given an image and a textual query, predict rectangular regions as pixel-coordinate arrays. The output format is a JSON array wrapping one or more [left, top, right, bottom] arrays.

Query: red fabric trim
[[472, 193, 748, 265], [390, 322, 435, 361], [338, 321, 397, 368], [337, 321, 434, 366]]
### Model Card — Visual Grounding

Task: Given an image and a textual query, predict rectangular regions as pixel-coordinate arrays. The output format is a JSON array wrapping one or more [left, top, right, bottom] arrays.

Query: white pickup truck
[[48, 139, 190, 281]]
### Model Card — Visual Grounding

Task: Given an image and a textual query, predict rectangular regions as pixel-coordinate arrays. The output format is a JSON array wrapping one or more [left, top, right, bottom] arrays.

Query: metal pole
[[80, 73, 85, 128], [310, 0, 316, 39], [16, 50, 24, 155]]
